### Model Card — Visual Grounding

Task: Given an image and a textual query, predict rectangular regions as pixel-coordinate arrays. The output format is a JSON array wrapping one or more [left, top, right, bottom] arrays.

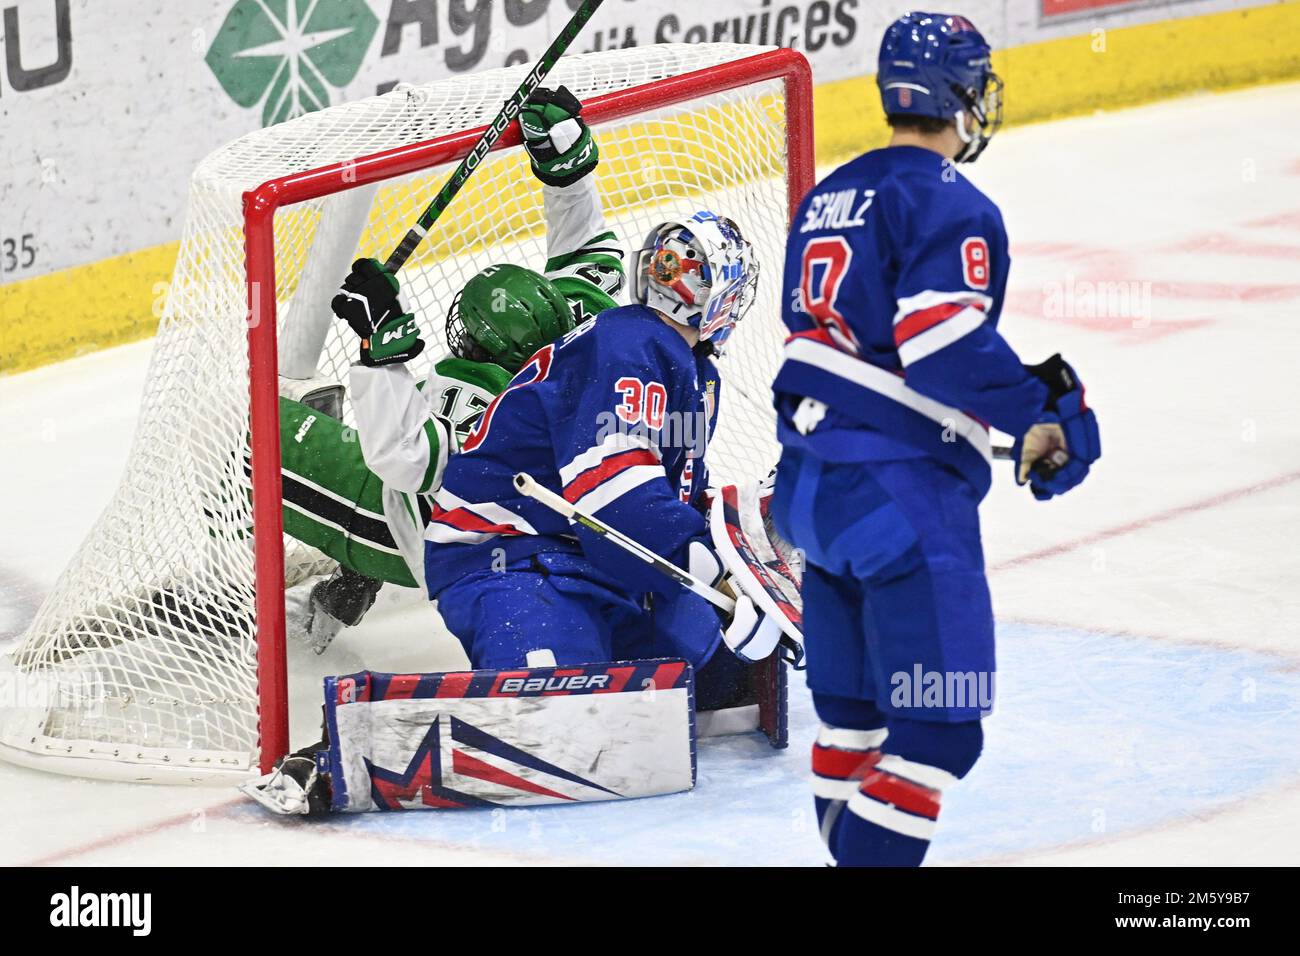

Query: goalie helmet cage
[[0, 44, 815, 784]]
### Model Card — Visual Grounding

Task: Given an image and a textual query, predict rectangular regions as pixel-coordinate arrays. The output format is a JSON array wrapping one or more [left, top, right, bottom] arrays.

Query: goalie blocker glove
[[688, 541, 782, 664], [520, 86, 598, 187], [331, 257, 426, 367], [1011, 353, 1101, 500]]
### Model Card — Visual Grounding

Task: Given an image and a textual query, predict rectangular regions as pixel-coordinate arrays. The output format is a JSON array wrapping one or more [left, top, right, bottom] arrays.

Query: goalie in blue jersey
[[771, 13, 1102, 866], [425, 209, 782, 701], [244, 88, 788, 815], [281, 88, 781, 697]]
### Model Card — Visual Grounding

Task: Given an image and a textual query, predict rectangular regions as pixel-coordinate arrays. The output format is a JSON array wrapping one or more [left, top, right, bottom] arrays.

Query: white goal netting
[[0, 44, 809, 783]]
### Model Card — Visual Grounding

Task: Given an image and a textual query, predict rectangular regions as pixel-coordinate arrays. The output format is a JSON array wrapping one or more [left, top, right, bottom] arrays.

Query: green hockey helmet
[[446, 263, 575, 373]]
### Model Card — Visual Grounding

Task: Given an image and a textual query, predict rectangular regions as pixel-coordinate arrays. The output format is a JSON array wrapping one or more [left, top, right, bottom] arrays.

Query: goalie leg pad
[[322, 661, 696, 812]]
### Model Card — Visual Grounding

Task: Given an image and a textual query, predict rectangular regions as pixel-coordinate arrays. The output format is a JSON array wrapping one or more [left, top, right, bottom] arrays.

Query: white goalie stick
[[513, 472, 804, 665], [514, 472, 735, 612]]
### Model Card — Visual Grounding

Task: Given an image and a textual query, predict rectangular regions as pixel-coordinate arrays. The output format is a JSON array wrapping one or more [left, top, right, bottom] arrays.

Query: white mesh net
[[0, 44, 804, 783]]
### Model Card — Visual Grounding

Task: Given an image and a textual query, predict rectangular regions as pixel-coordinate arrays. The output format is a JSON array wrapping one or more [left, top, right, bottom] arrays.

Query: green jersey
[[346, 176, 626, 586]]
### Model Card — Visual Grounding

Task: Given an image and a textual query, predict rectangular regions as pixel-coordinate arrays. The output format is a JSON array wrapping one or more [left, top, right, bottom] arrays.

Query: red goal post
[[245, 49, 814, 772], [0, 46, 815, 785]]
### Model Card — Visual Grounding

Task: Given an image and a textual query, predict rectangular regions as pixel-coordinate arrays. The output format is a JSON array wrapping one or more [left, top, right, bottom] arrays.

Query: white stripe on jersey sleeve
[[432, 486, 539, 535], [893, 289, 993, 326], [783, 337, 993, 462], [569, 464, 663, 515], [559, 431, 660, 486], [897, 305, 986, 366]]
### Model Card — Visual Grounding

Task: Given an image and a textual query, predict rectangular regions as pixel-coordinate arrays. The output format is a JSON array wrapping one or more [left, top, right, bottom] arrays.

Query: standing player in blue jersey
[[771, 13, 1101, 866]]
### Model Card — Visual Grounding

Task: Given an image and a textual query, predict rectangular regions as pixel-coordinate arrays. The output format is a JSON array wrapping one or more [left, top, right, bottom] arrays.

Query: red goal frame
[[241, 48, 816, 773]]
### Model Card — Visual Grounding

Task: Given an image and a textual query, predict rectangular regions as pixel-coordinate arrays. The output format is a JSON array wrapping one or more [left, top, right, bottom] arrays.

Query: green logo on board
[[205, 0, 379, 127]]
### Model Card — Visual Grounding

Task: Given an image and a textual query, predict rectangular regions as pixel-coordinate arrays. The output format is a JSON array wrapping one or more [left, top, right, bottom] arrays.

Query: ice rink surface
[[3, 80, 1299, 866]]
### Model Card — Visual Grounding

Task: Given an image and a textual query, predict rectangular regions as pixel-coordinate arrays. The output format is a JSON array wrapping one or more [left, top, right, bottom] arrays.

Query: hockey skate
[[290, 565, 384, 655], [240, 740, 332, 816]]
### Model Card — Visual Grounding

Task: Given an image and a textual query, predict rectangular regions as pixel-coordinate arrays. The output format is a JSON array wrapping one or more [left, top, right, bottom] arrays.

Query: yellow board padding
[[814, 1, 1300, 164], [2, 96, 787, 376], [5, 1, 1300, 375], [335, 93, 787, 283], [0, 242, 179, 373]]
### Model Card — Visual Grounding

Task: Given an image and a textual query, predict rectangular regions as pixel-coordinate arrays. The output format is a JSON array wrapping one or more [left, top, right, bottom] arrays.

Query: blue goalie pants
[[435, 550, 723, 673]]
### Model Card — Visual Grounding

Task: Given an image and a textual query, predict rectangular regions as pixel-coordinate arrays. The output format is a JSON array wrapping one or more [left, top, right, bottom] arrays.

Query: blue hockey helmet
[[877, 12, 1003, 162]]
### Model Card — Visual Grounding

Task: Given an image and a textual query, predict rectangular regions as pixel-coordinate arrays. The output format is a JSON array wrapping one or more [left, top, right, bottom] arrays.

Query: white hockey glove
[[722, 592, 784, 663], [688, 541, 782, 663]]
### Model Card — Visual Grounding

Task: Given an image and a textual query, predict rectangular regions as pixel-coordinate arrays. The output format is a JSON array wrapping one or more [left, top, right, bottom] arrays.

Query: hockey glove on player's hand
[[331, 258, 425, 367], [689, 541, 782, 663], [1012, 353, 1101, 501], [722, 592, 784, 663], [520, 86, 598, 187], [361, 304, 425, 367], [333, 257, 400, 336]]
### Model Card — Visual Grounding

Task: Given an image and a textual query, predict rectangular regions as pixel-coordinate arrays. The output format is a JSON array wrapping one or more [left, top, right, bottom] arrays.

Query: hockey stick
[[382, 0, 607, 272], [513, 472, 737, 614], [516, 471, 806, 667], [993, 442, 1070, 478]]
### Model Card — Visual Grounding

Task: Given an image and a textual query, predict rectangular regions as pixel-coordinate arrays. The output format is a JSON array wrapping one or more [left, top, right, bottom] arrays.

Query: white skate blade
[[239, 770, 312, 816]]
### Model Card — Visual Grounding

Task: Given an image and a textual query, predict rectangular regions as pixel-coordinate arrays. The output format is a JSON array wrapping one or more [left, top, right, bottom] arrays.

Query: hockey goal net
[[0, 44, 814, 783]]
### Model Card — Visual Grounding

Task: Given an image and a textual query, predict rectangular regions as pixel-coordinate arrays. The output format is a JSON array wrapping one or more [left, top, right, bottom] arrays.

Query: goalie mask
[[447, 263, 576, 373], [633, 211, 759, 351]]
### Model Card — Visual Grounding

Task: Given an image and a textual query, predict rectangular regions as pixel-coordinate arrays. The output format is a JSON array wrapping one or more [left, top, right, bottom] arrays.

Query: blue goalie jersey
[[773, 145, 1048, 496], [423, 305, 721, 598]]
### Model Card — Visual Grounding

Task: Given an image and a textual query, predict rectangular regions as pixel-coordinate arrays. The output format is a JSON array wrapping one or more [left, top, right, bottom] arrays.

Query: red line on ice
[[991, 468, 1300, 574], [1165, 233, 1300, 261], [18, 470, 1300, 866], [19, 797, 243, 867]]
